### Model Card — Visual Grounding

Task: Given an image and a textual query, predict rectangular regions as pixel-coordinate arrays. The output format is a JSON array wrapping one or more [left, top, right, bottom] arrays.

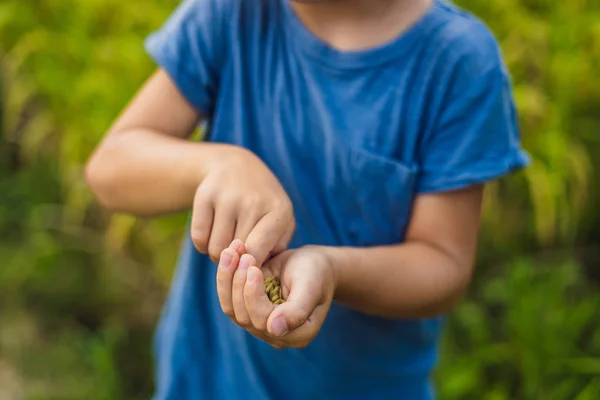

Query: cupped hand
[[217, 241, 336, 349]]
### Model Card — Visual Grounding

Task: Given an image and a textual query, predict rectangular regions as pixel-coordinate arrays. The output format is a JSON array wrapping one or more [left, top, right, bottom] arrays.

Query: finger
[[222, 243, 287, 349], [266, 280, 325, 341], [232, 254, 256, 328], [272, 303, 330, 349], [228, 238, 246, 256], [190, 194, 214, 254], [244, 266, 275, 331], [216, 248, 240, 320], [245, 328, 287, 350], [271, 221, 296, 256], [226, 245, 277, 346], [233, 210, 264, 244], [208, 203, 237, 263], [245, 211, 291, 267]]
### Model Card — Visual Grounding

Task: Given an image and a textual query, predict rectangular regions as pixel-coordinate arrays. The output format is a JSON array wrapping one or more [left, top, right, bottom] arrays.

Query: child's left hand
[[216, 240, 336, 349]]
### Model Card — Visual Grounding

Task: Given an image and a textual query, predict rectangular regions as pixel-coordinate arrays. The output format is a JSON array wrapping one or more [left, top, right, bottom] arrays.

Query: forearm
[[325, 241, 473, 319], [85, 129, 233, 217]]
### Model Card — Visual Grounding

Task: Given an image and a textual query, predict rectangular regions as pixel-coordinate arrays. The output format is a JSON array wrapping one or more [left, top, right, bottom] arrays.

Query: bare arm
[[326, 185, 484, 319], [85, 69, 235, 217], [86, 69, 295, 264], [218, 185, 484, 347]]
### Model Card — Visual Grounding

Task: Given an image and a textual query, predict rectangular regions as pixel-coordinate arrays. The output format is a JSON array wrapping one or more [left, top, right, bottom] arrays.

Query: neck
[[289, 0, 433, 52]]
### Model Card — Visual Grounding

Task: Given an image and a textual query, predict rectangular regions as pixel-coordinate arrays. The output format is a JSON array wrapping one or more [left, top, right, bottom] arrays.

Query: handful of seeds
[[264, 276, 286, 305]]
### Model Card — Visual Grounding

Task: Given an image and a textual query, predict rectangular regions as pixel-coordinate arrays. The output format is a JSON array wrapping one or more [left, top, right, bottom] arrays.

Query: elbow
[[84, 143, 123, 212], [404, 288, 468, 320], [418, 243, 476, 318], [420, 267, 473, 318], [432, 284, 469, 317], [394, 259, 473, 320]]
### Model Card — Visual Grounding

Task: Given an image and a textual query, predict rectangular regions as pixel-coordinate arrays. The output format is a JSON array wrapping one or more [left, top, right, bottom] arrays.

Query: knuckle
[[243, 290, 257, 305], [246, 235, 269, 251], [209, 245, 225, 263], [244, 238, 263, 253], [242, 194, 263, 211], [254, 320, 267, 331], [244, 309, 266, 331], [270, 202, 295, 228], [191, 234, 208, 253], [194, 185, 214, 204], [210, 253, 221, 264], [218, 194, 240, 211], [191, 228, 208, 242], [276, 198, 294, 214], [237, 316, 252, 328], [221, 306, 235, 319], [216, 273, 230, 288], [249, 328, 265, 338], [232, 277, 245, 291], [286, 315, 304, 330]]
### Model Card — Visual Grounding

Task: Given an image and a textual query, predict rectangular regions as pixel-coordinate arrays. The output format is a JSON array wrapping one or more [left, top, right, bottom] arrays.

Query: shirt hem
[[416, 149, 531, 194]]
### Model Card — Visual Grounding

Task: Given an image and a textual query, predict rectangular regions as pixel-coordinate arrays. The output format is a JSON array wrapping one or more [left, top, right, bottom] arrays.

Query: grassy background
[[1, 0, 599, 399]]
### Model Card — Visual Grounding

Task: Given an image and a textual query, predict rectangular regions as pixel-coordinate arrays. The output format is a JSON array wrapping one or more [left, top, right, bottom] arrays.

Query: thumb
[[266, 288, 320, 337], [245, 212, 287, 267], [271, 221, 296, 256]]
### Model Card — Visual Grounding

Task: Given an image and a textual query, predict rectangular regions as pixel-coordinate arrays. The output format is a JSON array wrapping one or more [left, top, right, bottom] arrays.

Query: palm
[[216, 240, 335, 348], [262, 247, 334, 307]]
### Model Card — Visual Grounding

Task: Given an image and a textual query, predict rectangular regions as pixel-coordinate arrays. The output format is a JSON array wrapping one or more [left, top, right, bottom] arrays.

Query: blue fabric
[[145, 0, 530, 399]]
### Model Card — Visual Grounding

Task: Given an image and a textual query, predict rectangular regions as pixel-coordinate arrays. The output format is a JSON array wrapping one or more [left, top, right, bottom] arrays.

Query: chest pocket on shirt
[[328, 145, 418, 247]]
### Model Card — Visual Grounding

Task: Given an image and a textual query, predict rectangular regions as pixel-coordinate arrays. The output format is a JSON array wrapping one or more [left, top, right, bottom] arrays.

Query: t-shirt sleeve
[[416, 63, 531, 194], [144, 0, 229, 114]]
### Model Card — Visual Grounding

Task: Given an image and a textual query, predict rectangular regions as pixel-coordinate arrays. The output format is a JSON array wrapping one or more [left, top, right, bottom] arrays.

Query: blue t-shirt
[[145, 0, 530, 399]]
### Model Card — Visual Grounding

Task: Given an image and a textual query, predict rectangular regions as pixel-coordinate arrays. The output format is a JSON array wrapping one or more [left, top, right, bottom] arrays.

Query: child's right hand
[[191, 146, 296, 266]]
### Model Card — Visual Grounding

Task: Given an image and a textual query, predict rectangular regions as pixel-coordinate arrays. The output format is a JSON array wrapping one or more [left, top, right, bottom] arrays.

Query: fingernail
[[220, 251, 233, 269], [239, 255, 251, 271], [271, 316, 288, 337]]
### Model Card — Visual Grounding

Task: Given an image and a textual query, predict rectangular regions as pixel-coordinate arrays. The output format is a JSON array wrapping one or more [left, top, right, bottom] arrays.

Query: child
[[85, 0, 530, 398]]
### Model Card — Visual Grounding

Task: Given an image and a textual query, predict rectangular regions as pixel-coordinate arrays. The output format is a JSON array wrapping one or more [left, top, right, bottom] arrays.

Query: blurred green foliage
[[0, 0, 599, 399]]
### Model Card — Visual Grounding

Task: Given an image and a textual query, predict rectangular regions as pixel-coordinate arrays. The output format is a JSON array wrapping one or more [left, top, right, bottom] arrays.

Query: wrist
[[186, 142, 247, 192], [315, 245, 348, 297]]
